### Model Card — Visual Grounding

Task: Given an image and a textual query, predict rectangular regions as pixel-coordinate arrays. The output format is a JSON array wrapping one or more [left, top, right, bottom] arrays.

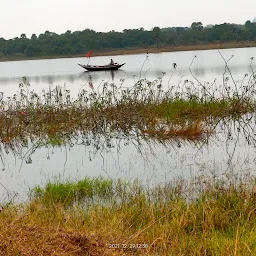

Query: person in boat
[[110, 59, 115, 65]]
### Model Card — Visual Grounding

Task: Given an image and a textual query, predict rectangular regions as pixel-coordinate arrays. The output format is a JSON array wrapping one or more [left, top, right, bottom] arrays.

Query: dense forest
[[0, 21, 256, 58]]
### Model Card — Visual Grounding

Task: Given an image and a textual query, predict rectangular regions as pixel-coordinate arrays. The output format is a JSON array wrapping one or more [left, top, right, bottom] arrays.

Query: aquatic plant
[[0, 55, 255, 164]]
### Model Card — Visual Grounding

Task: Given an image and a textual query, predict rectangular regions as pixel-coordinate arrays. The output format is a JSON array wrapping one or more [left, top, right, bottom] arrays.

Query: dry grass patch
[[0, 214, 114, 256]]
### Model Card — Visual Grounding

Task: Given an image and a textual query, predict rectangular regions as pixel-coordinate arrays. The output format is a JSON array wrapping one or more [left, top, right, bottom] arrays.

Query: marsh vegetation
[[1, 54, 255, 147], [0, 53, 256, 255]]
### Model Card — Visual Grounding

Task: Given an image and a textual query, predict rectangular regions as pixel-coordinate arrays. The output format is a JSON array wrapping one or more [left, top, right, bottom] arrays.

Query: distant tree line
[[0, 21, 256, 58]]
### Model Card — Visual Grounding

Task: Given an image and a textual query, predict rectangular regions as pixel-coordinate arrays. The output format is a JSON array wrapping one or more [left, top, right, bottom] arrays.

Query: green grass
[[2, 175, 256, 255], [0, 93, 254, 146], [32, 176, 114, 206], [152, 98, 252, 120]]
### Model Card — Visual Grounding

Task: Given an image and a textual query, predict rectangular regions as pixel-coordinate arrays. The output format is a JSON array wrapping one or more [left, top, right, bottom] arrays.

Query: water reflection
[[0, 60, 254, 101], [0, 70, 126, 93], [0, 113, 256, 203], [0, 73, 85, 86], [0, 48, 256, 203]]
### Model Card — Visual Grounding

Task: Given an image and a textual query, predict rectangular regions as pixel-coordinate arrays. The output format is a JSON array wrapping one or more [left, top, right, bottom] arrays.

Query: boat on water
[[78, 63, 125, 71]]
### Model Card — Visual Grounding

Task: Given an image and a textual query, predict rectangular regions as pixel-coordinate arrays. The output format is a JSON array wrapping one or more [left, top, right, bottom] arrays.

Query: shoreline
[[2, 174, 256, 255], [1, 41, 256, 62]]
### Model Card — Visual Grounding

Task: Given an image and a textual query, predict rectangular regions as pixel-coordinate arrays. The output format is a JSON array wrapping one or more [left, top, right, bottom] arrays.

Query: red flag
[[87, 51, 92, 58], [89, 81, 94, 89]]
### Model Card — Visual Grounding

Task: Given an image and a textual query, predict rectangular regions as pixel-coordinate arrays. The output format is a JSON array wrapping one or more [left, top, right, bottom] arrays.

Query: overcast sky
[[0, 0, 255, 39]]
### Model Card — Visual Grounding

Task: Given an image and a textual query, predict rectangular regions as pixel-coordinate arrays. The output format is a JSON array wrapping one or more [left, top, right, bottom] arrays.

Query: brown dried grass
[[141, 119, 212, 140], [0, 217, 113, 256]]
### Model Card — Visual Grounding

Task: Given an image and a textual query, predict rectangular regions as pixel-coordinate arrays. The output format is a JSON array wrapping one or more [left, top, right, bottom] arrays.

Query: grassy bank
[[1, 41, 256, 62], [1, 175, 256, 255]]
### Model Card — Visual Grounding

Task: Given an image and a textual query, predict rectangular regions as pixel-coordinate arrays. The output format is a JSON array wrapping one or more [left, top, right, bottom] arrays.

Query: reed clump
[[0, 69, 255, 147], [1, 175, 256, 255]]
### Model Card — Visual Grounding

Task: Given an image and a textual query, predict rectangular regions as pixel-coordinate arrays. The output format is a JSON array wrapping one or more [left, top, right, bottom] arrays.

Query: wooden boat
[[78, 63, 125, 71]]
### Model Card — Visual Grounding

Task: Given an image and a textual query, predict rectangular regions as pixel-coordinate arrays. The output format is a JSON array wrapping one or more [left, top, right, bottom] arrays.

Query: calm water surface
[[0, 47, 255, 98], [0, 47, 256, 202]]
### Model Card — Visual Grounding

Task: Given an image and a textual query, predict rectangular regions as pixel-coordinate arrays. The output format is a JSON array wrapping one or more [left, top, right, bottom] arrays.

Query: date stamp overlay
[[109, 243, 149, 250]]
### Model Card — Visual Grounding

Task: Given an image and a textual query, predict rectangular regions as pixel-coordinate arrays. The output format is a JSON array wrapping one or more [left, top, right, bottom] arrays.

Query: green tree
[[1, 21, 256, 59], [31, 34, 37, 40], [152, 26, 161, 49], [20, 33, 27, 39], [245, 20, 252, 29], [191, 22, 203, 31], [25, 44, 41, 56]]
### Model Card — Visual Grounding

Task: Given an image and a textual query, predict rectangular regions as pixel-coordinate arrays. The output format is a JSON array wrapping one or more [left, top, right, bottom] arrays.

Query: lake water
[[0, 47, 256, 202], [0, 47, 255, 98]]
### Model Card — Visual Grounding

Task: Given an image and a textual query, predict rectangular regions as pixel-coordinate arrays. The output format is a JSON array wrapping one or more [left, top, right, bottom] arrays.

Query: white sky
[[0, 0, 255, 39]]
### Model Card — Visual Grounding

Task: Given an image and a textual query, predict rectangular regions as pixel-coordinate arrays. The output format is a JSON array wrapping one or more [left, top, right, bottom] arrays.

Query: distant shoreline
[[1, 41, 256, 62]]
